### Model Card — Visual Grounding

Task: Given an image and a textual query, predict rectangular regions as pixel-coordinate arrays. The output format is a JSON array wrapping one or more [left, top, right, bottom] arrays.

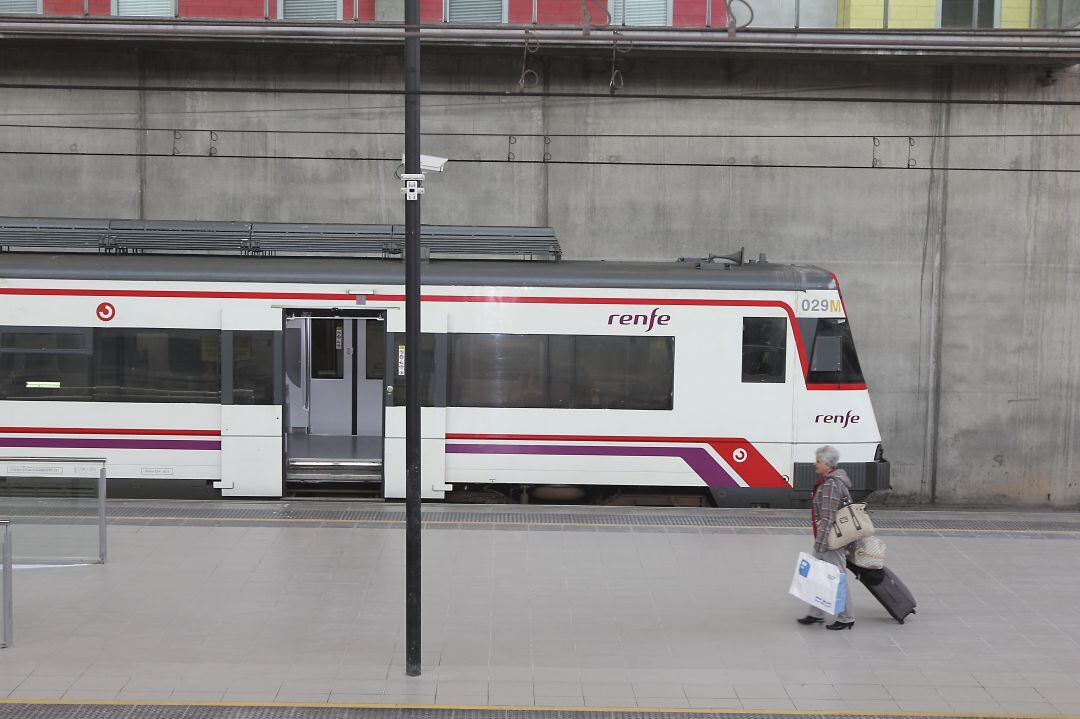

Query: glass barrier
[[0, 458, 106, 565], [0, 521, 10, 648]]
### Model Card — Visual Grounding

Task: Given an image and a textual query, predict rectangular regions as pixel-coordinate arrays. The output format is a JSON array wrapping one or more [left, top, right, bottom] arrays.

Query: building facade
[[1, 0, 1076, 29]]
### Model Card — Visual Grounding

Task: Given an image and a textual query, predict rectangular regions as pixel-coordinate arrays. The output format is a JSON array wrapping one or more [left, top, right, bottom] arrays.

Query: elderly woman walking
[[797, 445, 855, 630]]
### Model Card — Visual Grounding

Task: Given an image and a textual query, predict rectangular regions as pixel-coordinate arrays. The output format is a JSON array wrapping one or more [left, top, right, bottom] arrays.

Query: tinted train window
[[805, 318, 864, 385], [450, 334, 547, 408], [742, 317, 787, 383], [448, 333, 674, 410], [366, 320, 385, 380], [391, 333, 437, 407], [570, 336, 674, 409], [310, 319, 343, 379], [95, 328, 221, 403], [0, 330, 93, 400], [233, 331, 275, 405]]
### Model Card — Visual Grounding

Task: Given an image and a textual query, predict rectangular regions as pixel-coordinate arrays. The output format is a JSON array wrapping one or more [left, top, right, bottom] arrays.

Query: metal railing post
[[705, 0, 712, 26], [883, 0, 888, 27], [98, 466, 107, 564], [1, 522, 11, 648]]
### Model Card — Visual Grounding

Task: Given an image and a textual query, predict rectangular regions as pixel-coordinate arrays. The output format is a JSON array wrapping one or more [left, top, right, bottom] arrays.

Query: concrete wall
[[0, 44, 1076, 505]]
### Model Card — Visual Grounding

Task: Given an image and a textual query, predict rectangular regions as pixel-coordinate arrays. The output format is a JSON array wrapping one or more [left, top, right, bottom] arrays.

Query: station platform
[[2, 500, 1080, 718]]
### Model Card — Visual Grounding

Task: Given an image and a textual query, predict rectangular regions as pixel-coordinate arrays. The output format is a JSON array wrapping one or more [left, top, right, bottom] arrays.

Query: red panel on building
[[44, 0, 109, 13]]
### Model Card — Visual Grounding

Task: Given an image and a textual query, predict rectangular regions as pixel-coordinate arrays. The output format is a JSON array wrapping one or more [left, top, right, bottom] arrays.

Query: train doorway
[[283, 309, 386, 496]]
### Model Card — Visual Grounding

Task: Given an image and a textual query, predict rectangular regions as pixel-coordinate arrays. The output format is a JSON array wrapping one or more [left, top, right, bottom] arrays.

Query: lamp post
[[401, 0, 423, 678]]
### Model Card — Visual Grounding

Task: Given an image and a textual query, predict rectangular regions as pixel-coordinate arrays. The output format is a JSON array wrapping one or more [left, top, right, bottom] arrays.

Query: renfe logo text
[[608, 308, 671, 332], [815, 411, 861, 428]]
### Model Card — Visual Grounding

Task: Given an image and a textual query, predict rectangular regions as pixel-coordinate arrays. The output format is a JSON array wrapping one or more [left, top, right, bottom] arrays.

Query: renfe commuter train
[[0, 249, 890, 507]]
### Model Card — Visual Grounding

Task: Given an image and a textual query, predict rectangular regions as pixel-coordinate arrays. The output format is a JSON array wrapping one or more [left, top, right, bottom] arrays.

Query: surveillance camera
[[401, 154, 448, 172]]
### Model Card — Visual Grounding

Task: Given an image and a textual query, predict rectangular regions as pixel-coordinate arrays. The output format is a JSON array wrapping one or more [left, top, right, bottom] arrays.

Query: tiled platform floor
[[2, 503, 1080, 716]]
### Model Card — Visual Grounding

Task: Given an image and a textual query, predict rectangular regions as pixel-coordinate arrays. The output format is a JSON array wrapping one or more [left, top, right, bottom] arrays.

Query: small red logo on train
[[731, 448, 748, 463], [96, 302, 116, 322]]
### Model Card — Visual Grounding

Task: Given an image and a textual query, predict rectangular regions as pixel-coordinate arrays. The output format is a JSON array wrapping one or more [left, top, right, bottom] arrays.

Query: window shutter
[[282, 0, 338, 18], [0, 0, 40, 11], [448, 0, 502, 22], [609, 0, 668, 24], [115, 0, 173, 15]]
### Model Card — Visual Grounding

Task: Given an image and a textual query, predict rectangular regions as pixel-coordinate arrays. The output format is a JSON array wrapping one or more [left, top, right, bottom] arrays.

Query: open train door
[[282, 309, 387, 496], [383, 312, 449, 499]]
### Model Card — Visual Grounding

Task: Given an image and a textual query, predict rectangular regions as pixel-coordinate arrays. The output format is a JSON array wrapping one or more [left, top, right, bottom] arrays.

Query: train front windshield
[[799, 318, 865, 385]]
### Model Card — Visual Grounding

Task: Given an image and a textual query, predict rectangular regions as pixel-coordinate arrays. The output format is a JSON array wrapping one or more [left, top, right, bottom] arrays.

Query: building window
[[742, 317, 787, 383], [281, 0, 340, 19], [940, 0, 995, 26], [609, 0, 671, 25], [113, 0, 175, 16], [446, 0, 504, 21], [0, 0, 42, 13]]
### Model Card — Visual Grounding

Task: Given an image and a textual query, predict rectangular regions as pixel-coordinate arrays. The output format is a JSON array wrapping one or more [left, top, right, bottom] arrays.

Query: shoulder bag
[[825, 501, 876, 550]]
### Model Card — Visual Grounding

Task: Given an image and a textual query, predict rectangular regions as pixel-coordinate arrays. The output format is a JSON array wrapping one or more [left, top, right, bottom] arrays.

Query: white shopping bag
[[788, 552, 846, 615]]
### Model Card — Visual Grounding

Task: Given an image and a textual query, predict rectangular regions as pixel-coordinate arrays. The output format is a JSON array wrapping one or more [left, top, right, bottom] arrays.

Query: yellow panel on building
[[838, 0, 1032, 26]]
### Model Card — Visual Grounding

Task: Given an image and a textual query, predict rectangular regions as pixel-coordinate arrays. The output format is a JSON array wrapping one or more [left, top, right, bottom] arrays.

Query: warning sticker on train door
[[397, 345, 406, 376]]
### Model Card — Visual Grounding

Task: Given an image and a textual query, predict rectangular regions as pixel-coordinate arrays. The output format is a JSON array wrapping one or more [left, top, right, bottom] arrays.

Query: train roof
[[0, 252, 836, 292]]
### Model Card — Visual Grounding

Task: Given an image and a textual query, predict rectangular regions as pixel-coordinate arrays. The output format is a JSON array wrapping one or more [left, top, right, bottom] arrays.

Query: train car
[[0, 250, 889, 507]]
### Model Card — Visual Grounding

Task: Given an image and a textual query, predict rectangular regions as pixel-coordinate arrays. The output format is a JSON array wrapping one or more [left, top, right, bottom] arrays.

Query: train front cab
[[784, 290, 890, 509]]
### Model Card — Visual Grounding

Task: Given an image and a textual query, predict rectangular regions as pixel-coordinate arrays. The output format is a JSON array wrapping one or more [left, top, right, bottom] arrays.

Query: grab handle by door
[[304, 316, 311, 413]]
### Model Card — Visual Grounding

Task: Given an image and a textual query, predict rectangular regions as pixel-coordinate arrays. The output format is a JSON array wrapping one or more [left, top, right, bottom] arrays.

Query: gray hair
[[815, 445, 840, 469]]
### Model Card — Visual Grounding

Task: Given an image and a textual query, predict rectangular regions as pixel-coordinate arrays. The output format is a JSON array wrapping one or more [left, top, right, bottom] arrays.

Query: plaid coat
[[811, 468, 853, 554]]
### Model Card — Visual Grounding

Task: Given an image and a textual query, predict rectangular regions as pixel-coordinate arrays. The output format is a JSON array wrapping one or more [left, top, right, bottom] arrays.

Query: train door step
[[286, 458, 382, 484]]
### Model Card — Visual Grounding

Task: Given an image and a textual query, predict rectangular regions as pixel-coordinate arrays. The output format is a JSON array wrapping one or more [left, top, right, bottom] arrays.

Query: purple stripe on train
[[445, 442, 741, 488], [0, 437, 222, 451]]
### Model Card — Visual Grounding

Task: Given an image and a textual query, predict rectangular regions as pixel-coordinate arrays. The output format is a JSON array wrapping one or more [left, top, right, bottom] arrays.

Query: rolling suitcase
[[846, 561, 917, 624]]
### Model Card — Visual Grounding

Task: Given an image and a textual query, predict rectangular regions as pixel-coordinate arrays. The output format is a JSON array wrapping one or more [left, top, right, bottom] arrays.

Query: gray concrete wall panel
[[0, 45, 1076, 505]]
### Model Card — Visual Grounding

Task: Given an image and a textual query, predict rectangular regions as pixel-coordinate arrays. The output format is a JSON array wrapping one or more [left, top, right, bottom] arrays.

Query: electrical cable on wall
[[516, 31, 541, 92]]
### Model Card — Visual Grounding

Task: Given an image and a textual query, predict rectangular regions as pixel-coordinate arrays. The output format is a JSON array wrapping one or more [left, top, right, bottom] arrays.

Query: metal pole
[[404, 0, 423, 678], [2, 522, 11, 648], [705, 0, 712, 26], [98, 465, 107, 564]]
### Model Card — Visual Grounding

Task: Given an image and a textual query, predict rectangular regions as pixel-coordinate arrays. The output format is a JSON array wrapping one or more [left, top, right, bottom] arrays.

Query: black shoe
[[797, 615, 824, 625], [826, 620, 855, 630]]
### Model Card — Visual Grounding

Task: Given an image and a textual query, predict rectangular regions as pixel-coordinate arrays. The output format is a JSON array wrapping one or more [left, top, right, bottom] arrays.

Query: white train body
[[0, 254, 889, 506]]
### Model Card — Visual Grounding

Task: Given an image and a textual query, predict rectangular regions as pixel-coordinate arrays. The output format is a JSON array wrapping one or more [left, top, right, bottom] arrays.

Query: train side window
[[310, 319, 343, 379], [365, 320, 385, 380], [449, 334, 547, 408], [391, 333, 437, 407], [0, 328, 93, 401], [742, 317, 787, 383], [233, 331, 275, 405], [806, 318, 864, 384], [573, 336, 674, 410], [95, 328, 221, 403]]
